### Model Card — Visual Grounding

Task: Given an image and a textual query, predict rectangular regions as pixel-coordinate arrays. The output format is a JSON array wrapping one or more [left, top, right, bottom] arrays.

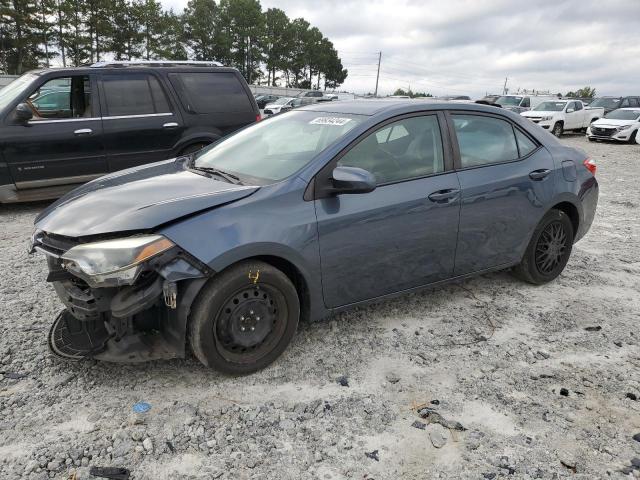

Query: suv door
[[315, 113, 461, 308], [449, 112, 555, 274], [3, 74, 106, 191], [99, 72, 183, 172]]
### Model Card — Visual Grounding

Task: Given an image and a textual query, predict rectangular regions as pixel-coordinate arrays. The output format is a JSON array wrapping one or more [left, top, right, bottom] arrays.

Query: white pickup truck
[[521, 100, 604, 137]]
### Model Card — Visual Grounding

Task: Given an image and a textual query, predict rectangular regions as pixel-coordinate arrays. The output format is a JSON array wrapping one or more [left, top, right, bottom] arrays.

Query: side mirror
[[330, 166, 376, 195], [15, 103, 33, 123], [566, 108, 575, 113]]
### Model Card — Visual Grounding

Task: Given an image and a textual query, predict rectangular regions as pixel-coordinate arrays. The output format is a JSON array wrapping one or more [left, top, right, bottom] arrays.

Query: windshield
[[533, 101, 567, 112], [270, 97, 293, 105], [495, 96, 523, 106], [589, 97, 621, 109], [604, 109, 640, 120], [0, 73, 39, 111], [193, 111, 366, 183]]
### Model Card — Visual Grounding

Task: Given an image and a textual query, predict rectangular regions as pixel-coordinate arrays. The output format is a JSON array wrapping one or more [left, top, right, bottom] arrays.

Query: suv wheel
[[512, 209, 574, 285], [189, 260, 299, 374], [628, 130, 637, 144], [552, 122, 563, 137]]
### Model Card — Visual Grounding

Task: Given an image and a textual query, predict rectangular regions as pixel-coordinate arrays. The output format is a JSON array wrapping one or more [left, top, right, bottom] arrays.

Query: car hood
[[522, 110, 560, 117], [35, 159, 259, 238], [591, 118, 637, 127]]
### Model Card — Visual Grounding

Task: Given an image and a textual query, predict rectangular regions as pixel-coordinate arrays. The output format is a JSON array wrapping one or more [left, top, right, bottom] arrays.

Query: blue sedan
[[31, 100, 599, 373]]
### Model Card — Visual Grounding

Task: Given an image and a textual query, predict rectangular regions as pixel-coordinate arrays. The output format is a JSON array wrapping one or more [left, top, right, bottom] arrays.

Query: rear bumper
[[576, 177, 599, 243]]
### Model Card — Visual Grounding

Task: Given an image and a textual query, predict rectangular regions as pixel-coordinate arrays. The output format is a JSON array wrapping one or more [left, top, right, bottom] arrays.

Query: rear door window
[[452, 114, 519, 168], [168, 72, 253, 114], [102, 74, 171, 116]]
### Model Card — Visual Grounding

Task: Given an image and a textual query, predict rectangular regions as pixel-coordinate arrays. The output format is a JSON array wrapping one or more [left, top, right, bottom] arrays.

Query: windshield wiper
[[191, 165, 243, 185]]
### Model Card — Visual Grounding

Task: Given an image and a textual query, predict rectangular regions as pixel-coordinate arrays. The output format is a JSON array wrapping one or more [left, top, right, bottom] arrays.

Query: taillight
[[256, 114, 262, 122], [583, 158, 597, 175]]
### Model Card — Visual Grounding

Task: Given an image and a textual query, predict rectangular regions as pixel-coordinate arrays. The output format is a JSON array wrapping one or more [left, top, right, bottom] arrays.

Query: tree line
[[0, 0, 348, 90]]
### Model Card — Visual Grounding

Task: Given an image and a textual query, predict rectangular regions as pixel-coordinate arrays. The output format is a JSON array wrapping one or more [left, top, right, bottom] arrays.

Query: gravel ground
[[1, 135, 639, 480]]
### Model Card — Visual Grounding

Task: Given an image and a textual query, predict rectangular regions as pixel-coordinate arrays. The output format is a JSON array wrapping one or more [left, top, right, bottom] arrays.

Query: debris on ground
[[626, 393, 637, 401], [429, 424, 448, 448], [2, 371, 26, 379], [417, 407, 466, 431], [559, 388, 569, 397], [132, 401, 151, 413], [365, 450, 379, 462], [337, 375, 349, 387], [584, 325, 602, 332], [89, 466, 131, 479], [411, 420, 426, 430]]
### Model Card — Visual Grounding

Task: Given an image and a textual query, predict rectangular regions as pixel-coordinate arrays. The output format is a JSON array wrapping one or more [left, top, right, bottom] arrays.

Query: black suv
[[0, 61, 260, 203]]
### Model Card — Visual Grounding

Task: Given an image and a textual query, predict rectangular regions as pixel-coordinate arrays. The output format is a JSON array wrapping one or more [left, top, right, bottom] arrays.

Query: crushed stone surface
[[1, 135, 639, 479]]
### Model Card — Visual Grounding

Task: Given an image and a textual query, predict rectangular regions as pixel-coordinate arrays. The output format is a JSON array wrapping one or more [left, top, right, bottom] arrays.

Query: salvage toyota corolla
[[30, 101, 598, 374]]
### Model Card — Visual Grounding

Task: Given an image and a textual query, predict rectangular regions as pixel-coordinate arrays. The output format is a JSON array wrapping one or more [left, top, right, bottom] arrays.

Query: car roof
[[298, 99, 506, 116], [28, 65, 241, 76]]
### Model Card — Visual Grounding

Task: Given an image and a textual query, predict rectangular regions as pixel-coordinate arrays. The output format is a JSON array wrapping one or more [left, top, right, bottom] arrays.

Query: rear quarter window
[[169, 72, 253, 114]]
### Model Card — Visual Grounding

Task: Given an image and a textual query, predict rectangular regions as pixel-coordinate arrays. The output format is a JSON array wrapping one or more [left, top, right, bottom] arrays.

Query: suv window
[[620, 98, 631, 108], [103, 74, 170, 116], [338, 115, 444, 184], [574, 101, 583, 111], [629, 98, 640, 107], [452, 115, 519, 167], [168, 72, 253, 114], [26, 75, 91, 120], [521, 97, 530, 108]]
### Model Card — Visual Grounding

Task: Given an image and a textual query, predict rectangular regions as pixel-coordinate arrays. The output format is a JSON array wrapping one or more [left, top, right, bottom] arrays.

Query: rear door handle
[[529, 169, 551, 180], [74, 128, 92, 136], [428, 188, 460, 202], [163, 122, 179, 128]]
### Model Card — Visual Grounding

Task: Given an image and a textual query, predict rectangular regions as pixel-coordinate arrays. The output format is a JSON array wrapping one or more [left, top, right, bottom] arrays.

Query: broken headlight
[[61, 235, 175, 287]]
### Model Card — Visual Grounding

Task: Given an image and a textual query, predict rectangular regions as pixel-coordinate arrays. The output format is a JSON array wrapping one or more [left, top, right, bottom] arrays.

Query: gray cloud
[[162, 0, 640, 97]]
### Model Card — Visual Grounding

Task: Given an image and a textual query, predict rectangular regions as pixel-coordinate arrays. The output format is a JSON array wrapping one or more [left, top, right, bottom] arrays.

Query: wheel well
[[552, 202, 579, 237], [251, 255, 311, 323], [179, 141, 211, 155]]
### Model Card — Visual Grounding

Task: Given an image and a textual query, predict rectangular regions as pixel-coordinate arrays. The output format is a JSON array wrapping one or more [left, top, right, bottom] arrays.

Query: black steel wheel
[[189, 260, 299, 374], [512, 209, 574, 285]]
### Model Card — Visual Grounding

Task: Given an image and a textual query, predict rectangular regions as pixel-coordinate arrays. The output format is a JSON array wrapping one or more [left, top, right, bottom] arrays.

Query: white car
[[521, 100, 603, 137], [263, 97, 296, 116], [586, 108, 640, 144]]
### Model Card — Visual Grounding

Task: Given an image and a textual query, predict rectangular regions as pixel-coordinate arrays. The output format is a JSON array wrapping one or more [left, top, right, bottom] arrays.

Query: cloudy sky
[[161, 0, 640, 98]]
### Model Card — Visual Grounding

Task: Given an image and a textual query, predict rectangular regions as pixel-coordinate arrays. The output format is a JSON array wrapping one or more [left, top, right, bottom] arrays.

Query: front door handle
[[74, 128, 92, 136], [529, 169, 551, 180], [428, 189, 460, 203], [163, 122, 179, 129]]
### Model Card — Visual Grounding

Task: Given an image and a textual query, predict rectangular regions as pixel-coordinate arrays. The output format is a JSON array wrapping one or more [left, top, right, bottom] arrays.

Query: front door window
[[25, 76, 92, 120]]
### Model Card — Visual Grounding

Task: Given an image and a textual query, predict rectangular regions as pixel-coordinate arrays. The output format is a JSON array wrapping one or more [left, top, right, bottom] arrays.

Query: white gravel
[[1, 135, 639, 479]]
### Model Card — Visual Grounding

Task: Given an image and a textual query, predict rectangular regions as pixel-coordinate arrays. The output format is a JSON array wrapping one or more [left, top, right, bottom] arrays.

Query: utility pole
[[502, 77, 508, 95], [374, 51, 381, 97]]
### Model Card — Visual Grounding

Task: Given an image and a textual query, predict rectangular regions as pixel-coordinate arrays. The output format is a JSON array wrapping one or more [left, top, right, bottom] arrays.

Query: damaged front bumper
[[32, 231, 211, 362]]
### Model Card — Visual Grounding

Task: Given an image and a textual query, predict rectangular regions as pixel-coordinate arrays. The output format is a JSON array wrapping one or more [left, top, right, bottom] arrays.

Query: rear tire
[[512, 209, 574, 285], [552, 122, 563, 137], [189, 260, 299, 374]]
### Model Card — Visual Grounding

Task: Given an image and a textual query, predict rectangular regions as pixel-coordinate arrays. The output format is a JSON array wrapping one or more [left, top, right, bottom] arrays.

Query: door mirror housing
[[15, 103, 33, 123], [566, 108, 575, 113], [330, 166, 376, 195]]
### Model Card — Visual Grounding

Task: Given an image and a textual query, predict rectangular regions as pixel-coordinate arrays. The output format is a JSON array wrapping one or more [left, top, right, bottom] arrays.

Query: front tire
[[628, 130, 637, 144], [189, 260, 300, 374], [512, 209, 574, 285], [552, 122, 563, 137]]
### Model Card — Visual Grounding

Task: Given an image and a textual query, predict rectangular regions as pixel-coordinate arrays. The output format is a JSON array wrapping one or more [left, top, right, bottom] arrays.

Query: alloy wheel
[[534, 221, 568, 275]]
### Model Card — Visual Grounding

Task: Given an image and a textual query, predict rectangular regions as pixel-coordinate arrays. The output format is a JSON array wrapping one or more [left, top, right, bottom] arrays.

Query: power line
[[374, 51, 381, 97]]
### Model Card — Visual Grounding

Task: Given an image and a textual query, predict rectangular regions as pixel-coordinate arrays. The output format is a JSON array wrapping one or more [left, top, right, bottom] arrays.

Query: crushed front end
[[30, 230, 211, 363]]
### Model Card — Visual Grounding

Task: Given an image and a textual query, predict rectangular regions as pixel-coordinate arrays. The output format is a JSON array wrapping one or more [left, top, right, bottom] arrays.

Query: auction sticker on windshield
[[309, 117, 352, 126]]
